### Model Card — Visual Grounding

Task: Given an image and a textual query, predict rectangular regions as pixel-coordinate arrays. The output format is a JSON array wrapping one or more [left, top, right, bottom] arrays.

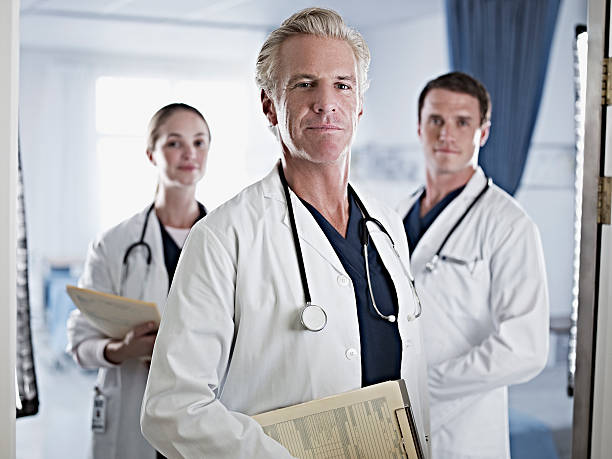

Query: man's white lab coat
[[397, 167, 549, 459], [67, 206, 169, 459], [141, 166, 430, 458]]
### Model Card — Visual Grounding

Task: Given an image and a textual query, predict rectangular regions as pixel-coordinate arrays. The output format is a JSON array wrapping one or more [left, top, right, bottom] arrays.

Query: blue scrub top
[[403, 186, 464, 253], [301, 193, 401, 387]]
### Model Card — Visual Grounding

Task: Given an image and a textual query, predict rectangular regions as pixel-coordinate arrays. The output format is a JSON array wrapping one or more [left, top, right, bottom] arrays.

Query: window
[[95, 76, 250, 229]]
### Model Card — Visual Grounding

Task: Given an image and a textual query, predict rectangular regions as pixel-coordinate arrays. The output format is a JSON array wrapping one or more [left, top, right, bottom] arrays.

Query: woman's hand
[[103, 321, 158, 364]]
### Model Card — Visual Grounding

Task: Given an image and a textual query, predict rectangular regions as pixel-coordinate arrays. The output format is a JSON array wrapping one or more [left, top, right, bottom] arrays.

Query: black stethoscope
[[424, 177, 491, 272], [119, 203, 155, 299], [278, 164, 422, 332]]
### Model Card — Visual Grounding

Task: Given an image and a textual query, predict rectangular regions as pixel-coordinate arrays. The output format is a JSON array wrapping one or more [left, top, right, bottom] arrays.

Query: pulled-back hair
[[418, 72, 491, 126], [255, 7, 370, 98], [147, 103, 210, 151]]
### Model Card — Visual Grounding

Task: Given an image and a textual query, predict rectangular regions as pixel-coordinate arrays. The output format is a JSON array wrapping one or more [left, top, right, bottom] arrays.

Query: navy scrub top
[[157, 202, 207, 287], [301, 192, 402, 387], [403, 186, 464, 253]]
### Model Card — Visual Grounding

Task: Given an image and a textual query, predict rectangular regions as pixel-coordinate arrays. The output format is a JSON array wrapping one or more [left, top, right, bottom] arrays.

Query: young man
[[141, 8, 429, 458], [399, 72, 549, 459]]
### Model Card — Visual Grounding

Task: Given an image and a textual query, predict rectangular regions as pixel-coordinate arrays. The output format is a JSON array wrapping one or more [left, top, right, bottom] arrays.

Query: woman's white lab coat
[[67, 206, 169, 459], [141, 166, 430, 458], [397, 167, 549, 459]]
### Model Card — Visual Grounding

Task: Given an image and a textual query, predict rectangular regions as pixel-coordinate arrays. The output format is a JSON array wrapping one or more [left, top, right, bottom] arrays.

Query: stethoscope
[[278, 164, 422, 332], [424, 178, 491, 272], [119, 204, 155, 299]]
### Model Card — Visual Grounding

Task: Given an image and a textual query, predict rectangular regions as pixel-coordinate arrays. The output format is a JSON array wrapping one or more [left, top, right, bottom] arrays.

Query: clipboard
[[253, 379, 425, 459], [66, 285, 160, 339]]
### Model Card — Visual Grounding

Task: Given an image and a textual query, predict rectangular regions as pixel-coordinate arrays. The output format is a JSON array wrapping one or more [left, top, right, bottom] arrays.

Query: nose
[[439, 123, 455, 142], [182, 144, 196, 159], [312, 86, 336, 114]]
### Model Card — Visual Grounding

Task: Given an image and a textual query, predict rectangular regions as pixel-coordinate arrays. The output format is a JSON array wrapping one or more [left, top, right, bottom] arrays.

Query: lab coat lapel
[[410, 167, 488, 274], [261, 166, 347, 275], [350, 185, 411, 315]]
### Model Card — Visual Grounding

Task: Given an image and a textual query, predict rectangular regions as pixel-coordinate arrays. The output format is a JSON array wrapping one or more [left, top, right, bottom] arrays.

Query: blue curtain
[[446, 0, 561, 195]]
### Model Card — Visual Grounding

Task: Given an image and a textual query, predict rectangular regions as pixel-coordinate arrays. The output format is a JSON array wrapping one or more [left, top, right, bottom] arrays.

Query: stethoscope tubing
[[278, 164, 421, 330], [425, 177, 491, 272], [119, 204, 155, 298]]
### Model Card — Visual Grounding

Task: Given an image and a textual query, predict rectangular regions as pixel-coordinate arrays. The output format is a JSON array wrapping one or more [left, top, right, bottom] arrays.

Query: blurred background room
[[14, 0, 587, 457]]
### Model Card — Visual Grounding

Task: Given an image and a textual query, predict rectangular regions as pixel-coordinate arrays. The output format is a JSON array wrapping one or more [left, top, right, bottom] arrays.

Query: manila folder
[[66, 285, 160, 339], [253, 379, 424, 459]]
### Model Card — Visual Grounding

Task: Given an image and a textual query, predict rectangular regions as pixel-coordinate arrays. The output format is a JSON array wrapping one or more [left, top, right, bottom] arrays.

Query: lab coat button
[[345, 348, 358, 360], [337, 275, 350, 287]]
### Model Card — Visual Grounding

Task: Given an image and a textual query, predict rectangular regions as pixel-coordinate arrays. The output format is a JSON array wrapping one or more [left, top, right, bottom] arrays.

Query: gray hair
[[255, 7, 371, 98]]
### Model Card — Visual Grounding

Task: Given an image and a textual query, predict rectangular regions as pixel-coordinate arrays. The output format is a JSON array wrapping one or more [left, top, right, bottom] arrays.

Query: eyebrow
[[167, 132, 208, 137], [286, 73, 357, 86]]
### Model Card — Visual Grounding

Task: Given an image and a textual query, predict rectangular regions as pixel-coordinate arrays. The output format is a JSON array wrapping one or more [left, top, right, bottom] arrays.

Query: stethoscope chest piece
[[300, 304, 327, 332]]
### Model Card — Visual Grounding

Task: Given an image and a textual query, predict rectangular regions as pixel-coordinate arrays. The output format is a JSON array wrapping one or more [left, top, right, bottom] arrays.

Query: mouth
[[179, 165, 198, 171], [306, 124, 342, 131], [434, 148, 459, 155]]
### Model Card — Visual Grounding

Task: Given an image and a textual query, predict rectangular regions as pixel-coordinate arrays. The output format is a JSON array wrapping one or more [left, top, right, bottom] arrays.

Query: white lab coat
[[397, 167, 549, 459], [141, 165, 430, 458], [67, 206, 169, 459]]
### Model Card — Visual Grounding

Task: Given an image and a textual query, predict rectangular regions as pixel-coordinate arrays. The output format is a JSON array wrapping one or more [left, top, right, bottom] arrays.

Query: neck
[[421, 167, 476, 217], [154, 184, 199, 228], [282, 155, 351, 237]]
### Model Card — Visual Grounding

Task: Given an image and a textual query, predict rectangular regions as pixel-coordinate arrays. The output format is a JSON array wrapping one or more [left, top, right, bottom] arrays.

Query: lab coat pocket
[[439, 253, 487, 280]]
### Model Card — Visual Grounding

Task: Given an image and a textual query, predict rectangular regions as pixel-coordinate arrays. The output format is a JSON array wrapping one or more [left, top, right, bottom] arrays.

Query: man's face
[[262, 34, 363, 164], [418, 88, 490, 177]]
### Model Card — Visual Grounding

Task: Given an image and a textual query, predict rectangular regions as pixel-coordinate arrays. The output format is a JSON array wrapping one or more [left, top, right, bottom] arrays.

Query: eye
[[430, 117, 443, 126], [295, 81, 313, 88], [336, 82, 351, 90], [457, 118, 470, 127], [166, 140, 181, 148], [194, 139, 207, 148]]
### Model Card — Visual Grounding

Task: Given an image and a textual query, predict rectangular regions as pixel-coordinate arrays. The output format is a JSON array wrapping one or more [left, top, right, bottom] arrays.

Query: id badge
[[92, 389, 106, 434]]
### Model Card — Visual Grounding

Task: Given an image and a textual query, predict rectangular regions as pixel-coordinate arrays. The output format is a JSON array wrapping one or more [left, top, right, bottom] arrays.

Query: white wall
[[1, 0, 18, 456]]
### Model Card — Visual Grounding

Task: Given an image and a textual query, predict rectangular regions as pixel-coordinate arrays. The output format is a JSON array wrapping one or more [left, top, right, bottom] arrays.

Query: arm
[[141, 224, 294, 459], [427, 217, 549, 423], [66, 237, 157, 368]]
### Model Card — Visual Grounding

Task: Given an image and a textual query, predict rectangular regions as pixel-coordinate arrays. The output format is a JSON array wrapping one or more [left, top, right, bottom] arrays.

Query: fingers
[[130, 321, 158, 339]]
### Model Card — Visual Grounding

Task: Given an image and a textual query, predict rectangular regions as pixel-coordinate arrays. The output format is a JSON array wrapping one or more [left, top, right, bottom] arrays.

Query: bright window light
[[95, 76, 250, 230]]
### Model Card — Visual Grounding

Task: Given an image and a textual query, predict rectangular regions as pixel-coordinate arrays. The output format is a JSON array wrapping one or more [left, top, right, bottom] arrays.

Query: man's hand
[[103, 321, 157, 364]]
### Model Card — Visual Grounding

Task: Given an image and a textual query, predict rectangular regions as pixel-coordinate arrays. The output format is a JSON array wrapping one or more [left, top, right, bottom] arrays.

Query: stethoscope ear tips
[[387, 315, 397, 323]]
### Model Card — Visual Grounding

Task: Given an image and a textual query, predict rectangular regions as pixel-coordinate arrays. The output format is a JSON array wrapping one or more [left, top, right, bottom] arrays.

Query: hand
[[104, 321, 158, 365]]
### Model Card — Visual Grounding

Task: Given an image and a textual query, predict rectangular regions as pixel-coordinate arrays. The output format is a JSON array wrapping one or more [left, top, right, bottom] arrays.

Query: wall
[[0, 0, 18, 456]]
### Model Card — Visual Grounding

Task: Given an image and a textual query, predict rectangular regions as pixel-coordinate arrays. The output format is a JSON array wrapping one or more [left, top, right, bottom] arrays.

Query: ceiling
[[20, 0, 443, 31], [19, 0, 444, 60]]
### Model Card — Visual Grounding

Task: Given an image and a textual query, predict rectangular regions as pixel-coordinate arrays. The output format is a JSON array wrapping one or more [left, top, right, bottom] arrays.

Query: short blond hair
[[255, 7, 370, 98]]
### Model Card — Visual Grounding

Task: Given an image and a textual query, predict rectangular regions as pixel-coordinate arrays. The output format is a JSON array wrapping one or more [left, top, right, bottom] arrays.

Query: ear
[[261, 89, 278, 126], [357, 99, 364, 121], [417, 121, 422, 139], [146, 149, 156, 166], [479, 121, 491, 147]]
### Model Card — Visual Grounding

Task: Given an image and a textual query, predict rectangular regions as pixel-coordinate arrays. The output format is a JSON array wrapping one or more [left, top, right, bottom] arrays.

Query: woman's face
[[148, 109, 210, 189]]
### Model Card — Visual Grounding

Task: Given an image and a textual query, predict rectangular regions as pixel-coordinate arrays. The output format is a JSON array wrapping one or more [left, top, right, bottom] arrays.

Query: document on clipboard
[[66, 285, 160, 339], [253, 379, 424, 459]]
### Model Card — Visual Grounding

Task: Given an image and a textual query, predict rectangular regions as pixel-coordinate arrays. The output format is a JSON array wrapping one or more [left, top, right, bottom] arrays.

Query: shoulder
[[90, 207, 150, 251], [195, 179, 268, 233], [481, 184, 534, 228]]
